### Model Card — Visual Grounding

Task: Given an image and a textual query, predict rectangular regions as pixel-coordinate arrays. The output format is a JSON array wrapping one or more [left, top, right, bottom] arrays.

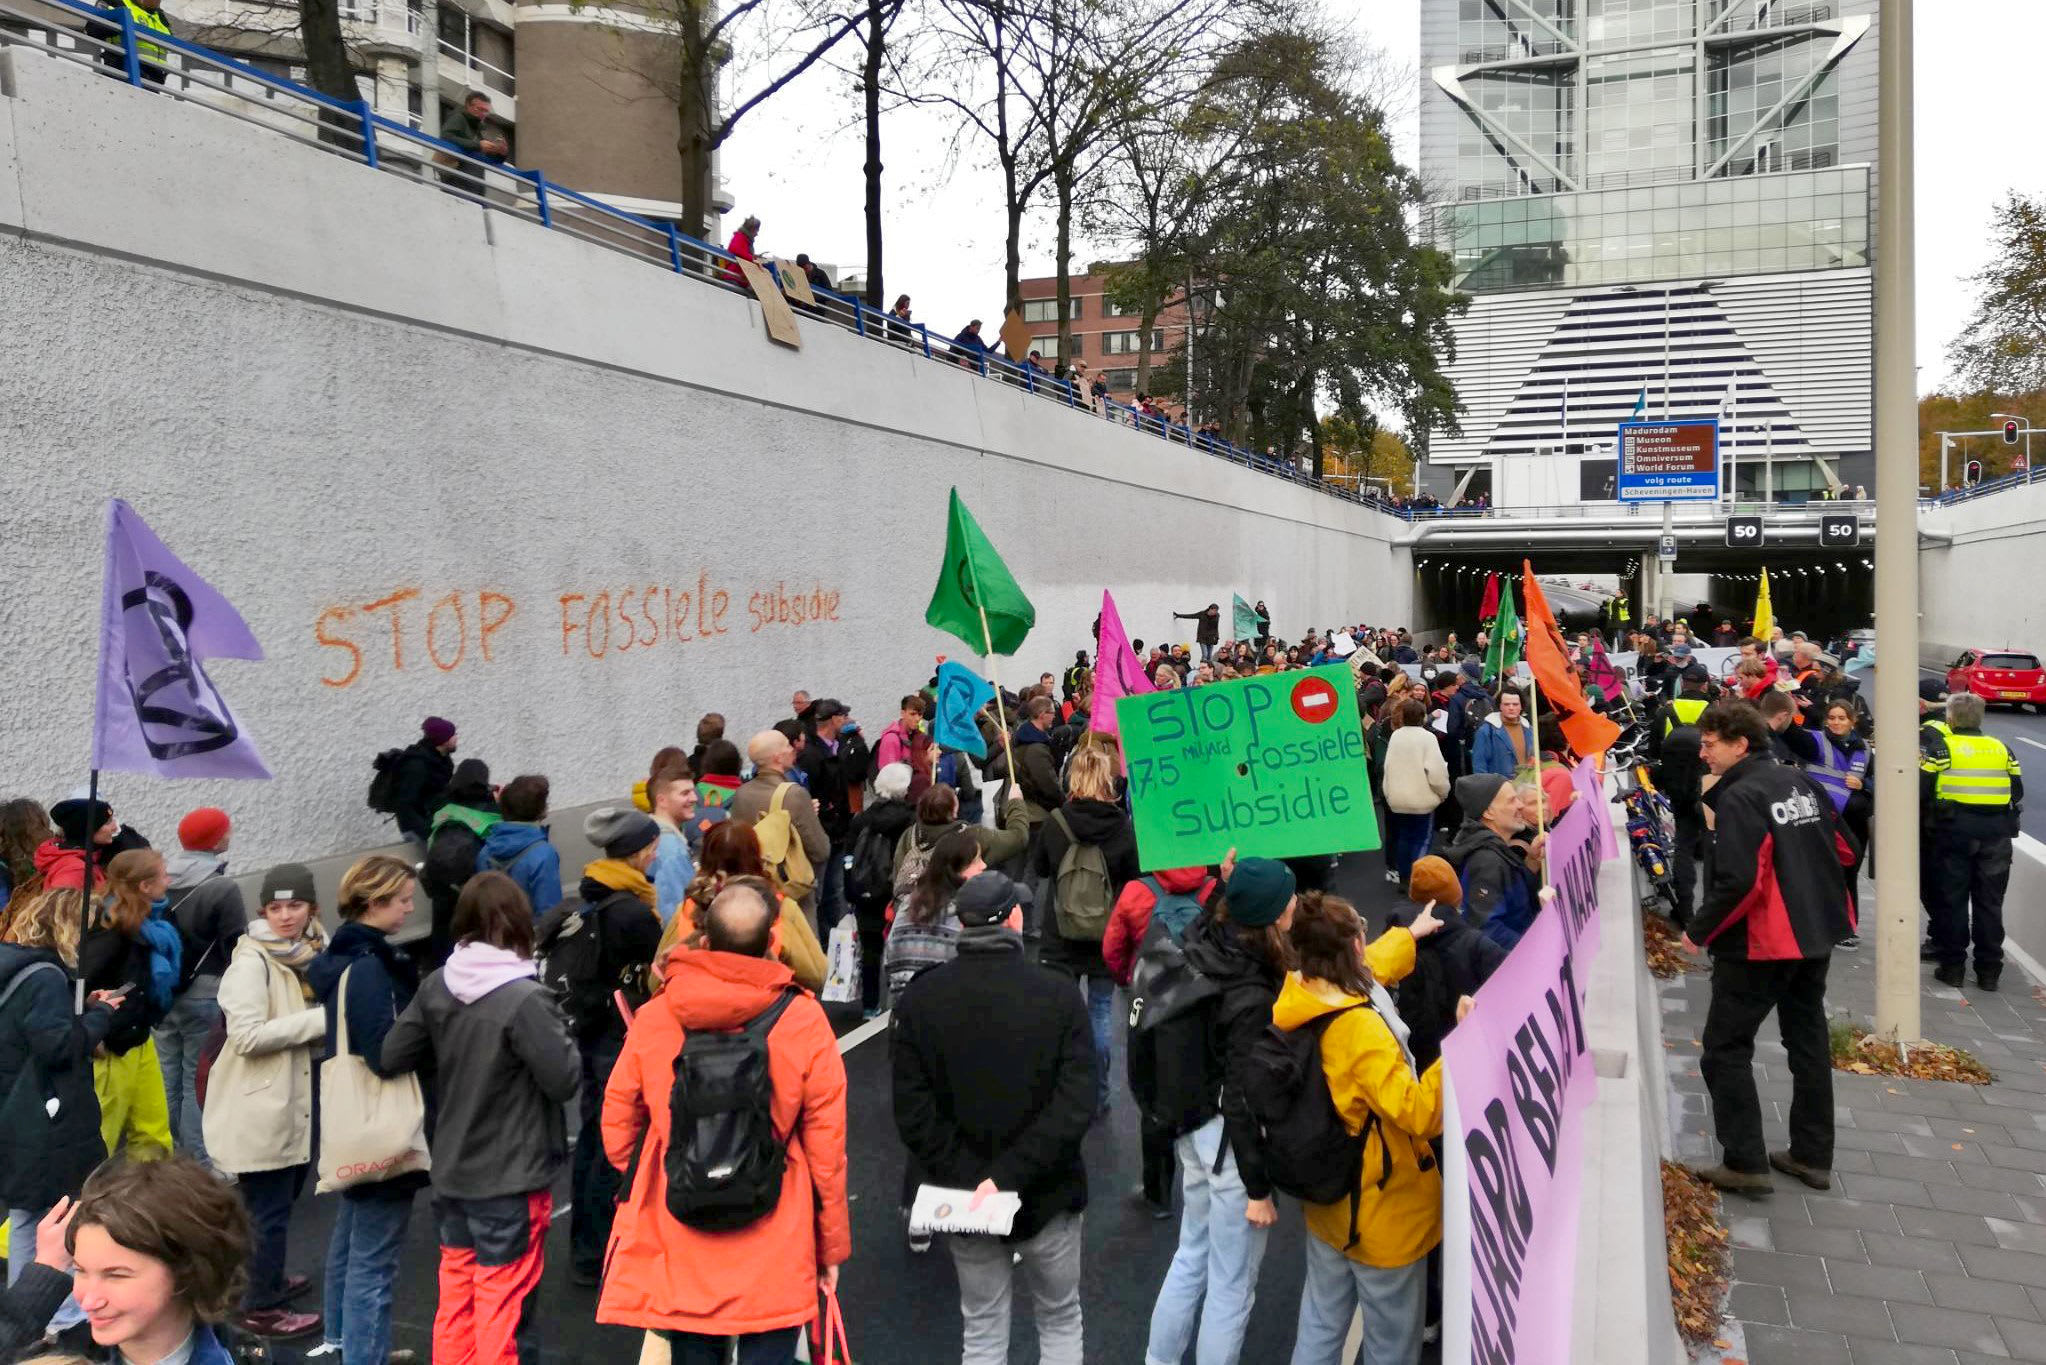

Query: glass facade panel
[[1432, 164, 1868, 293]]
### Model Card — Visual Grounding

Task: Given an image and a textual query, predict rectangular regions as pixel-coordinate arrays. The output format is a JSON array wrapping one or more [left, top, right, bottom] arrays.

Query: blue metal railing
[[0, 0, 1435, 518], [1922, 465, 2044, 509]]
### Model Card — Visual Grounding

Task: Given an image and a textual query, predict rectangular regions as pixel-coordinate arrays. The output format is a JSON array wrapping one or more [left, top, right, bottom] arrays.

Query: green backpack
[[1048, 809, 1115, 941]]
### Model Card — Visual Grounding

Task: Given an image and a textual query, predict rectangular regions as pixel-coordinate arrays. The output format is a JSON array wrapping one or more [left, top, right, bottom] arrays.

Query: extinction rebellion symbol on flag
[[118, 570, 246, 761]]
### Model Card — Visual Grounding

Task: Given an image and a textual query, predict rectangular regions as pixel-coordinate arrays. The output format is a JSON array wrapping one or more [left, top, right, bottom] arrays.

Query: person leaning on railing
[[438, 90, 507, 199], [85, 0, 172, 87]]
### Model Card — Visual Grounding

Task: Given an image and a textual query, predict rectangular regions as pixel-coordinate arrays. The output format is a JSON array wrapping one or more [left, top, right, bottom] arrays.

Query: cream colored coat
[[201, 933, 325, 1174]]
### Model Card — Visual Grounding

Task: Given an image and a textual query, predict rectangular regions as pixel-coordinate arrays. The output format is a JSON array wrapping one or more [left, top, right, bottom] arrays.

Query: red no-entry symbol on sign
[[1291, 677, 1339, 724]]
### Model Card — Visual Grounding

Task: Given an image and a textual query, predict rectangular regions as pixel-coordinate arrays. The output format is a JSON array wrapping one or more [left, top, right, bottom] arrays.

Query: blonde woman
[[1, 888, 124, 1335], [205, 862, 329, 1339], [80, 849, 177, 1159], [306, 854, 424, 1365], [1031, 745, 1142, 1116]]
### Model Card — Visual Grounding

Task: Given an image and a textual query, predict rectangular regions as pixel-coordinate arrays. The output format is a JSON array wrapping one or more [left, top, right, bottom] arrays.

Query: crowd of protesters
[[0, 587, 1993, 1364]]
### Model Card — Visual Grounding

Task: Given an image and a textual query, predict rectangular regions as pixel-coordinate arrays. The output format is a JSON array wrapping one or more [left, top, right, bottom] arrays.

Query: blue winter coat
[[1469, 714, 1535, 780], [476, 822, 563, 916]]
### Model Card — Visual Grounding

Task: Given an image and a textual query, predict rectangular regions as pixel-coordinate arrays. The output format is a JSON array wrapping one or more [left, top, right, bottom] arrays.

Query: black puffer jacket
[[1031, 797, 1141, 978], [0, 944, 112, 1209], [1181, 911, 1283, 1201]]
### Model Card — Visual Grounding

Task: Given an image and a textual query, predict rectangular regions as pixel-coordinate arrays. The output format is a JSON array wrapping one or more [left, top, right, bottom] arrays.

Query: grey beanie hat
[[585, 806, 660, 859]]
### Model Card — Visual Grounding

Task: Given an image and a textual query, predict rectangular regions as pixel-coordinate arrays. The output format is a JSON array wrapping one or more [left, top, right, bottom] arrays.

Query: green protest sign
[[1116, 665, 1380, 869]]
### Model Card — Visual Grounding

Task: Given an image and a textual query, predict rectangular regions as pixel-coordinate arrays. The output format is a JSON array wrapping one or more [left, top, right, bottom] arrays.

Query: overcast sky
[[718, 2, 2043, 408]]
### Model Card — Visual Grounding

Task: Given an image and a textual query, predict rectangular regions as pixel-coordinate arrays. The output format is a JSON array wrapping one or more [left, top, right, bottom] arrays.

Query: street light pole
[[1872, 0, 1919, 1043]]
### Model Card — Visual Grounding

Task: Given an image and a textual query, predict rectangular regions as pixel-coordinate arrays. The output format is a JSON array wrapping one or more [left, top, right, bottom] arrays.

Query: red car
[[1945, 649, 2046, 709]]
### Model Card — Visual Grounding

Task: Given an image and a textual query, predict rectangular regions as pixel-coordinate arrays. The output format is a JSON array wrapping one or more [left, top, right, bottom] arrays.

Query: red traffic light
[[2005, 420, 2021, 445]]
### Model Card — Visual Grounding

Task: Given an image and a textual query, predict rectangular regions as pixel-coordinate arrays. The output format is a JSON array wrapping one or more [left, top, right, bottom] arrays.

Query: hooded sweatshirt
[[161, 848, 247, 995], [382, 941, 578, 1200], [478, 822, 563, 915]]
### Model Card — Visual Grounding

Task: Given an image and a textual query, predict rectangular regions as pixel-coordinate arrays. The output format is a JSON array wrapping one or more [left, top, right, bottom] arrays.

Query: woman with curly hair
[[650, 820, 825, 991], [0, 798, 54, 924]]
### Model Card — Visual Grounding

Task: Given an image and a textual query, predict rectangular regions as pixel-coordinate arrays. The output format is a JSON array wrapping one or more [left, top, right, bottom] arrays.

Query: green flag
[[1232, 594, 1259, 641], [925, 488, 1036, 655], [1483, 576, 1522, 683]]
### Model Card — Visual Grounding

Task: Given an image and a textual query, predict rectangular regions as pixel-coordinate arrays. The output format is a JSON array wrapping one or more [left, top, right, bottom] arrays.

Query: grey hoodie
[[163, 850, 248, 998]]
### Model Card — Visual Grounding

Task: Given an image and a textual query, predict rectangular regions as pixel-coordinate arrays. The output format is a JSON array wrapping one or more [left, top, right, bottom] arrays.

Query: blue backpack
[[139, 902, 184, 1018]]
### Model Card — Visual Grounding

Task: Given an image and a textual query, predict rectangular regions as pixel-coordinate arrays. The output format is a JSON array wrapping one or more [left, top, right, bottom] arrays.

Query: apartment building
[[1015, 265, 1196, 405]]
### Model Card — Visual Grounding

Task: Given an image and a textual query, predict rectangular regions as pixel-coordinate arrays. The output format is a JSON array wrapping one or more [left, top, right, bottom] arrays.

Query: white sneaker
[[1385, 870, 1401, 884], [305, 1346, 342, 1359]]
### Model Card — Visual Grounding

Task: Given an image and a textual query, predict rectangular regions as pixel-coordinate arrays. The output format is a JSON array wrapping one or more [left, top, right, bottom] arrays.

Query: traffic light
[[2005, 420, 2021, 445], [1966, 459, 1984, 483]]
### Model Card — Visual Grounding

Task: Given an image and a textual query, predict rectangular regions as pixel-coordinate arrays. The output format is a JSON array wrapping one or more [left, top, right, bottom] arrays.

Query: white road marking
[[2017, 737, 2046, 753], [838, 1010, 890, 1054]]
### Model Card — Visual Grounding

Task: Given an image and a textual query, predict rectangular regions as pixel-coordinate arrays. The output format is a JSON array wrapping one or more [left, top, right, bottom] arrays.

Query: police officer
[[1648, 662, 1715, 925], [1920, 691, 2023, 991], [87, 0, 173, 86]]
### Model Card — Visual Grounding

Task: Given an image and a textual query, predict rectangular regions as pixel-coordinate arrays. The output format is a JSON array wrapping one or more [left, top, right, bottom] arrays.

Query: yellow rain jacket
[[1271, 926, 1444, 1269]]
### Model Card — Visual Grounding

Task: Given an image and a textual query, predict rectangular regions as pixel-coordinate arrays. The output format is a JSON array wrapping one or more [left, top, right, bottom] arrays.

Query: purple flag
[[1091, 589, 1153, 738], [93, 499, 271, 778]]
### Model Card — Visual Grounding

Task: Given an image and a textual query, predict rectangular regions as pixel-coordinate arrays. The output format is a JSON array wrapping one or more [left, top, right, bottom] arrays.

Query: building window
[[1031, 335, 1062, 362], [1103, 369, 1137, 392], [1102, 297, 1143, 318], [1020, 298, 1083, 323], [1102, 329, 1166, 355]]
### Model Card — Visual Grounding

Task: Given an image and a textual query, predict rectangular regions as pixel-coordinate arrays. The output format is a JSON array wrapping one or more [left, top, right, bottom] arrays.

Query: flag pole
[[976, 602, 1019, 791], [1519, 571, 1555, 900], [76, 768, 98, 1013]]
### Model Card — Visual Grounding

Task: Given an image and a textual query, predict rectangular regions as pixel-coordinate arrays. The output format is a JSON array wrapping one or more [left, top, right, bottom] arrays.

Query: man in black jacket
[[1683, 701, 1854, 1196], [797, 699, 870, 931], [1172, 603, 1222, 662], [1649, 664, 1716, 924], [893, 871, 1095, 1365], [393, 717, 459, 844]]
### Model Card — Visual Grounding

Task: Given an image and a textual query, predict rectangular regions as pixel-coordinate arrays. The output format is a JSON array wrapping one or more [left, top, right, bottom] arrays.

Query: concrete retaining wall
[[0, 49, 1412, 870], [1918, 486, 2046, 665]]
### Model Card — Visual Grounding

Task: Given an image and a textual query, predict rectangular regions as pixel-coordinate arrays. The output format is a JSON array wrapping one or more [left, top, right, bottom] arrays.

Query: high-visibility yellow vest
[[1661, 696, 1708, 736], [1923, 729, 2020, 807], [120, 0, 170, 64]]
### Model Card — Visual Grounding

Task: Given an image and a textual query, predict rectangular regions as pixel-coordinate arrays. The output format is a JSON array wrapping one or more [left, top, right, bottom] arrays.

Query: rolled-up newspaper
[[909, 1184, 1022, 1237]]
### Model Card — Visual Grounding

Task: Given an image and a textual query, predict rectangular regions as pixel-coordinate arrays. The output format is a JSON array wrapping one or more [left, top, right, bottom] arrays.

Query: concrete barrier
[[1571, 782, 1685, 1365]]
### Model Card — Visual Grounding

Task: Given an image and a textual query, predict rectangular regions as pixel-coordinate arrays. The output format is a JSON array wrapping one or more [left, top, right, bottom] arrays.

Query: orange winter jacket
[[596, 949, 851, 1336]]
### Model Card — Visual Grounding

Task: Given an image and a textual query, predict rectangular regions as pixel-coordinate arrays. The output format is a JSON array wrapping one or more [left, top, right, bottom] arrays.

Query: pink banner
[[1090, 589, 1152, 738], [1441, 769, 1607, 1365]]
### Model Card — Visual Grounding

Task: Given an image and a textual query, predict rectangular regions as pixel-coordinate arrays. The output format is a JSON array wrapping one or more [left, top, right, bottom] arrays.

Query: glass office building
[[1420, 0, 1878, 499]]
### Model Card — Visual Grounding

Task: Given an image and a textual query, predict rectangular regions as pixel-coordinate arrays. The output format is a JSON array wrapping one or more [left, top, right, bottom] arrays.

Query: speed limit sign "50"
[[1724, 516, 1763, 548]]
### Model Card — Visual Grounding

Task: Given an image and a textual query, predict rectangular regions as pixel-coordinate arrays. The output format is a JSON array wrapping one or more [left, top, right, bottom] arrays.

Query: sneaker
[[234, 1308, 322, 1339], [907, 1230, 933, 1254], [387, 1352, 422, 1365], [1768, 1150, 1832, 1191], [304, 1346, 342, 1359], [1688, 1163, 1772, 1196], [1977, 966, 2002, 992], [1933, 963, 1967, 989], [1384, 870, 1401, 884], [1835, 935, 1860, 952]]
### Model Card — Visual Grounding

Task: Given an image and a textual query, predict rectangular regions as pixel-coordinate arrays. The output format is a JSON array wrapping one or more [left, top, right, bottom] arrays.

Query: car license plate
[[2001, 690, 2028, 700]]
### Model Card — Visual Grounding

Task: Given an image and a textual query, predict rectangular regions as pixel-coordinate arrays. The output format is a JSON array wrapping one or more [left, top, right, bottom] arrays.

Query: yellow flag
[[1753, 567, 1773, 641]]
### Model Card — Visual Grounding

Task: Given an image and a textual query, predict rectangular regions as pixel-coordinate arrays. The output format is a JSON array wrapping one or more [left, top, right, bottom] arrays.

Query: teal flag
[[932, 660, 995, 759], [1232, 594, 1260, 641]]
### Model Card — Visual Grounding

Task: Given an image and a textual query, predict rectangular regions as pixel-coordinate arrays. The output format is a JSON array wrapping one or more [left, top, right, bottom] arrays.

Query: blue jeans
[[322, 1191, 415, 1365], [153, 988, 221, 1163], [8, 1206, 84, 1331], [1288, 1234, 1427, 1365], [1384, 812, 1434, 888], [1085, 977, 1114, 1112], [1144, 1116, 1270, 1365]]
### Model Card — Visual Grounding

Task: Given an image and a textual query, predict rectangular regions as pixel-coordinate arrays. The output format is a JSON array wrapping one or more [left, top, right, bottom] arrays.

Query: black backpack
[[663, 986, 801, 1231], [1455, 692, 1494, 757], [367, 748, 407, 815], [1658, 724, 1704, 806], [1125, 914, 1223, 1139], [422, 822, 486, 901], [1242, 1004, 1391, 1249], [846, 821, 897, 910], [535, 894, 612, 1040]]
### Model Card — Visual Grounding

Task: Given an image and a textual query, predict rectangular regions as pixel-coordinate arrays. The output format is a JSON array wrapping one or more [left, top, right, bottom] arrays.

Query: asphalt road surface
[[236, 843, 1430, 1365], [1982, 702, 2046, 843]]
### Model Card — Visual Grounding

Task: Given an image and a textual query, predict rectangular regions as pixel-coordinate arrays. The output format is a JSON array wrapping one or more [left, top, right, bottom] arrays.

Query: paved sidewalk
[[1662, 892, 2046, 1364]]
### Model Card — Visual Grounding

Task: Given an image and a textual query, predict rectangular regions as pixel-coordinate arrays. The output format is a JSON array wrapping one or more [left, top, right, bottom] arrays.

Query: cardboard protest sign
[[737, 259, 802, 349], [1117, 665, 1379, 869], [776, 261, 818, 307]]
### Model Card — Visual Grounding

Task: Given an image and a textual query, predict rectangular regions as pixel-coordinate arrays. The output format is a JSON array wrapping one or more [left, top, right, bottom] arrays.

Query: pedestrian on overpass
[[1683, 701, 1854, 1196], [1920, 692, 2023, 991]]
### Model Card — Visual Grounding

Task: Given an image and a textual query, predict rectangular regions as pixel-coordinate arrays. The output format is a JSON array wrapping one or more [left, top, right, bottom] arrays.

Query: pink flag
[[1585, 633, 1623, 699], [1091, 589, 1153, 737]]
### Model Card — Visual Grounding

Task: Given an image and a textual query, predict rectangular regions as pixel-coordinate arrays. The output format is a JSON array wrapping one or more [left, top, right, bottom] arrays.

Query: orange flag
[[1521, 561, 1622, 758]]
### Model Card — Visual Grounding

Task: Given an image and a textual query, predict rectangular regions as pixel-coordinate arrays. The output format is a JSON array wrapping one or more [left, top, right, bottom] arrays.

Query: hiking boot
[[1977, 966, 2002, 992], [1689, 1163, 1772, 1196], [234, 1308, 321, 1339], [1933, 963, 1967, 989], [1768, 1150, 1832, 1191]]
